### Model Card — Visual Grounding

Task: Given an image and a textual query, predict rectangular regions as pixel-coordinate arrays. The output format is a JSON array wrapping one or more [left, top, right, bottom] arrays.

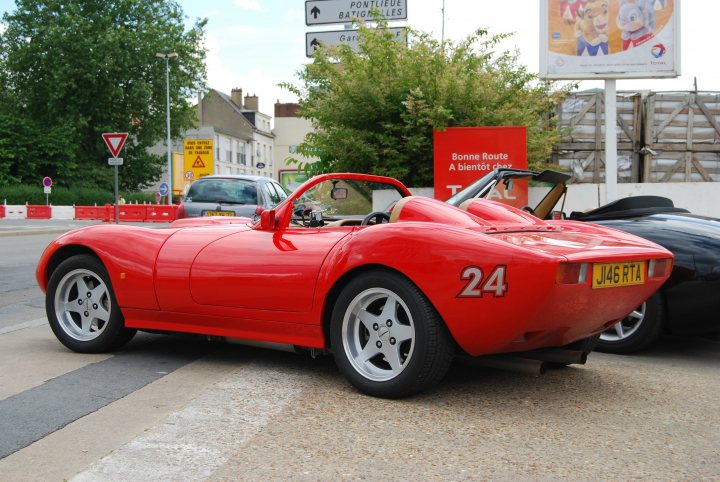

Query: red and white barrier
[[26, 205, 52, 219], [3, 205, 28, 219], [0, 204, 178, 222]]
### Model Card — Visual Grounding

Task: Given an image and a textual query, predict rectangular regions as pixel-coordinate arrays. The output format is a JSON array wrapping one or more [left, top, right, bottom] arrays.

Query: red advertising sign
[[433, 127, 527, 207]]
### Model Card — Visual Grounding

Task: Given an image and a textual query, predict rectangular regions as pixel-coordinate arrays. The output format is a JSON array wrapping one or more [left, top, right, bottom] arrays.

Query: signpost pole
[[165, 57, 172, 205], [42, 177, 52, 207], [114, 165, 119, 224], [101, 133, 128, 224], [604, 79, 618, 203], [157, 53, 178, 205]]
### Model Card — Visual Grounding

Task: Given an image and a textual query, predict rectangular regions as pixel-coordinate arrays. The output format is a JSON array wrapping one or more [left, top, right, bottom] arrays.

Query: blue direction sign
[[159, 183, 169, 196]]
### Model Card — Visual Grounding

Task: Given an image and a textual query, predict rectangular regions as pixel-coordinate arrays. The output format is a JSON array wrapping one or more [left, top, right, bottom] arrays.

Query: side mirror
[[260, 209, 276, 230]]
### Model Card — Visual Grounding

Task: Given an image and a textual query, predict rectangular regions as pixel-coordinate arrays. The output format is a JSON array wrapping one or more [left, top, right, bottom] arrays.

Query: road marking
[[72, 360, 307, 481], [0, 337, 211, 459], [0, 317, 47, 335]]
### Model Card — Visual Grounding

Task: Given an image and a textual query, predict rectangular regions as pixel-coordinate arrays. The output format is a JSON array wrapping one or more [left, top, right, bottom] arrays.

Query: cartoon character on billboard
[[575, 0, 609, 56], [617, 0, 657, 50], [560, 0, 589, 23]]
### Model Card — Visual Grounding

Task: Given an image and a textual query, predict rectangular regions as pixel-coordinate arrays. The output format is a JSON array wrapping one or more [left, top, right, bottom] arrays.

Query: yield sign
[[102, 132, 128, 157], [192, 156, 205, 168]]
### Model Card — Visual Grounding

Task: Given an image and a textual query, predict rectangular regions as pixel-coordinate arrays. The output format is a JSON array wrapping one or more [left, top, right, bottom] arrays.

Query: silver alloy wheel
[[601, 302, 646, 342], [53, 268, 112, 341], [341, 287, 416, 382]]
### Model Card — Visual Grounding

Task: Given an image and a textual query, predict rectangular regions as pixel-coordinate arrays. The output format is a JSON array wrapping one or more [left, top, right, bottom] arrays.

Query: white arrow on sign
[[305, 0, 407, 26], [102, 132, 129, 158], [306, 27, 406, 57]]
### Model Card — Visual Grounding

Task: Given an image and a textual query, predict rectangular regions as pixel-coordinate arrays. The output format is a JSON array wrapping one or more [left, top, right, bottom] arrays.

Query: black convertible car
[[448, 168, 720, 354]]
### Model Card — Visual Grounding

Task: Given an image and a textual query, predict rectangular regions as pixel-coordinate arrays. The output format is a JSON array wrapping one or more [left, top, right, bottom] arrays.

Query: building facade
[[195, 88, 275, 179], [273, 101, 318, 189]]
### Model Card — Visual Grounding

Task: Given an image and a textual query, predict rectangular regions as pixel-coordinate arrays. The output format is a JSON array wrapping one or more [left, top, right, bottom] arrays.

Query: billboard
[[433, 127, 528, 207], [540, 0, 680, 79], [279, 169, 311, 192]]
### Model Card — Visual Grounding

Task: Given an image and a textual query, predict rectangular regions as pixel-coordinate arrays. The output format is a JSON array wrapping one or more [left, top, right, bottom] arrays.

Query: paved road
[[1, 224, 718, 481]]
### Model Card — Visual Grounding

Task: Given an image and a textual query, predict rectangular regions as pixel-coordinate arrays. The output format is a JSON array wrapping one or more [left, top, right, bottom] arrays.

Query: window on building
[[238, 142, 246, 165]]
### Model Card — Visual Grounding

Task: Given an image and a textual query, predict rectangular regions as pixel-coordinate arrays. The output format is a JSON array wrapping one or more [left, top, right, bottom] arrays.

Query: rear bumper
[[444, 269, 669, 357]]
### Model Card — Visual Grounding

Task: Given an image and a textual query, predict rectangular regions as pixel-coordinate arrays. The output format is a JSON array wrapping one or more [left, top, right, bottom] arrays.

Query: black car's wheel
[[330, 271, 454, 398], [597, 292, 664, 354], [46, 254, 136, 353]]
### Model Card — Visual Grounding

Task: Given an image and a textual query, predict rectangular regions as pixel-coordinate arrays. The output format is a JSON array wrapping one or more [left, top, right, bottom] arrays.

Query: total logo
[[650, 44, 667, 59]]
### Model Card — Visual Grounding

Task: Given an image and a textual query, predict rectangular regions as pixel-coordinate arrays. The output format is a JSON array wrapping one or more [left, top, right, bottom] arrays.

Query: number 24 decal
[[458, 265, 508, 298]]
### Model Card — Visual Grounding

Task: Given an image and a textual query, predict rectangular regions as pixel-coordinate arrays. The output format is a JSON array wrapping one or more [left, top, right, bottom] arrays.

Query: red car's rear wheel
[[331, 270, 454, 398]]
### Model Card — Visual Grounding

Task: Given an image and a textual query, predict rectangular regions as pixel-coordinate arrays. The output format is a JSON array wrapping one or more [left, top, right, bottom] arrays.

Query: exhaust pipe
[[521, 348, 588, 365], [471, 356, 548, 375]]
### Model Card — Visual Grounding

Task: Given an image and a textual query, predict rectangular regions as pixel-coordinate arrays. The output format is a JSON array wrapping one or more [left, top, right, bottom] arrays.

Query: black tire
[[597, 292, 664, 354], [330, 270, 454, 398], [46, 254, 136, 353]]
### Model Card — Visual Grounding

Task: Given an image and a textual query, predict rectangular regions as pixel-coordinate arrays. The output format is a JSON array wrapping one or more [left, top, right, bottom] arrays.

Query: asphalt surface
[[0, 218, 167, 236]]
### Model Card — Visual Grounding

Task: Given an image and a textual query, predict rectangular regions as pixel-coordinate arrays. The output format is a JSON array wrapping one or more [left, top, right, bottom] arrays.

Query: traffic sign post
[[102, 132, 129, 224], [306, 27, 406, 56], [304, 0, 408, 57], [42, 177, 52, 206], [305, 0, 407, 26]]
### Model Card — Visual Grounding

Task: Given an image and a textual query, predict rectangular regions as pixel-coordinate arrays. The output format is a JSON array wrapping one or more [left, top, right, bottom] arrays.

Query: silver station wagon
[[176, 175, 289, 219]]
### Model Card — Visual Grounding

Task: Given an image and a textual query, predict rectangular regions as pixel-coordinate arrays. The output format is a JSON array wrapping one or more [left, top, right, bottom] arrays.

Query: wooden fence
[[553, 91, 720, 183]]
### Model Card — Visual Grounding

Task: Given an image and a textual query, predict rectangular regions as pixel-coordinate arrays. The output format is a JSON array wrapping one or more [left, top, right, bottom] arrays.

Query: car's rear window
[[186, 179, 258, 204]]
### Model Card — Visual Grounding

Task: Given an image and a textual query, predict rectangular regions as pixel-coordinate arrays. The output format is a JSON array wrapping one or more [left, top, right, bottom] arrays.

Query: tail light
[[556, 262, 589, 284], [648, 258, 672, 278], [176, 204, 186, 219]]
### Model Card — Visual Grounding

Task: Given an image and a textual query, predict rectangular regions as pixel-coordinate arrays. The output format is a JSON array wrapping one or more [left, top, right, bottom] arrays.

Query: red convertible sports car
[[37, 173, 673, 397]]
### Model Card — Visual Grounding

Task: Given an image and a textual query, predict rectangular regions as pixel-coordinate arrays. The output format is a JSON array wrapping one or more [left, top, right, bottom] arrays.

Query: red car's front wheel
[[46, 254, 136, 353]]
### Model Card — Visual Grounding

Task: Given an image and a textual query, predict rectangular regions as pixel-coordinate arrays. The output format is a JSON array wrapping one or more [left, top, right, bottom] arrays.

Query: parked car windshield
[[185, 178, 258, 204]]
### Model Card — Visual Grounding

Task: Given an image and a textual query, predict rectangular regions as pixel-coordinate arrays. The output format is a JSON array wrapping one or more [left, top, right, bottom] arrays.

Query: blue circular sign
[[42, 176, 53, 187], [159, 183, 169, 196]]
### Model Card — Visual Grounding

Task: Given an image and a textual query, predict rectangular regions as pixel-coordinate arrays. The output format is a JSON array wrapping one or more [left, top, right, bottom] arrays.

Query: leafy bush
[[283, 20, 573, 186], [0, 184, 153, 205]]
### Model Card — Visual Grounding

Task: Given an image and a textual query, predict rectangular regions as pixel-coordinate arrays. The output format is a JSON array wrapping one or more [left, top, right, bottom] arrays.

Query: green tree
[[284, 22, 573, 187], [0, 0, 207, 189]]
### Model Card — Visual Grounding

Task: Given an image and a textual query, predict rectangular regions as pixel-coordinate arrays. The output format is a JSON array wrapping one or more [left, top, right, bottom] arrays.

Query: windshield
[[186, 178, 258, 204], [446, 171, 498, 206], [295, 179, 405, 218]]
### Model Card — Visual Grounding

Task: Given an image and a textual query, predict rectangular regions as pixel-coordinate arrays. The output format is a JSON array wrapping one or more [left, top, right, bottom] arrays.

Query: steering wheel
[[293, 204, 313, 227], [520, 205, 538, 217], [361, 211, 391, 226]]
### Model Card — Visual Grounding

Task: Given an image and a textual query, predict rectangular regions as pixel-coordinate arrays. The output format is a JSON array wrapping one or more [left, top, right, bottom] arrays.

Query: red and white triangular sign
[[102, 132, 128, 157]]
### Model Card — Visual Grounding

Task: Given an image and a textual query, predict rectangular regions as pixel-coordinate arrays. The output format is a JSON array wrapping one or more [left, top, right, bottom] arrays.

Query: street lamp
[[157, 52, 178, 205]]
